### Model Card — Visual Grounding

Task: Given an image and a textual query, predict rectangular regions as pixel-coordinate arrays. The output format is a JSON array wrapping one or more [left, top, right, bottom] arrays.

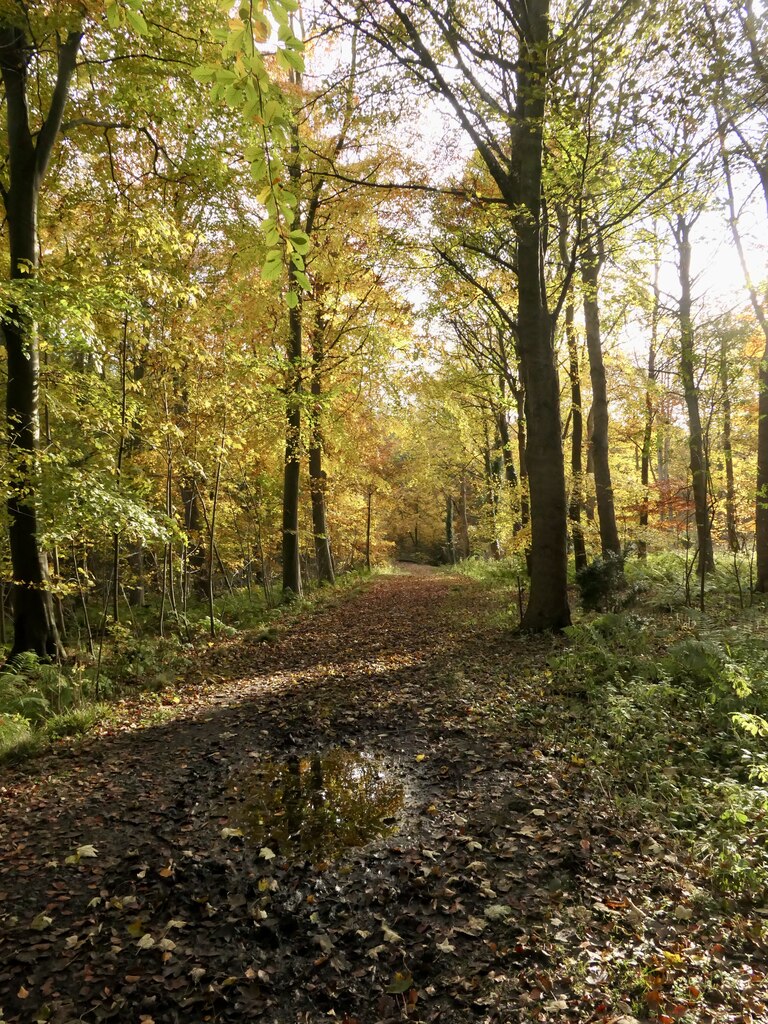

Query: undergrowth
[[0, 569, 379, 765], [464, 549, 768, 900], [557, 553, 768, 899], [449, 554, 527, 587]]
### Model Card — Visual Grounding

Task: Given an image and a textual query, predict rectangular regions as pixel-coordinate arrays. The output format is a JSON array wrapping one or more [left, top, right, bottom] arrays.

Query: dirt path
[[0, 572, 765, 1023]]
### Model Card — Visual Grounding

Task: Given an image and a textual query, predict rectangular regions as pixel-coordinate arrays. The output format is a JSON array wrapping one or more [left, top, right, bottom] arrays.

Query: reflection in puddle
[[229, 748, 405, 860]]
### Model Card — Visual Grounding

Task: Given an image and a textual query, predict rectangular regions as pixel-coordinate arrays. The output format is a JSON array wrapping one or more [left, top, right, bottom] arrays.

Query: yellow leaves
[[65, 843, 98, 865]]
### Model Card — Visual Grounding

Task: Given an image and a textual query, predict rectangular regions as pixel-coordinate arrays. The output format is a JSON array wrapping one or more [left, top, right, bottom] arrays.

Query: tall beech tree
[[580, 225, 622, 558], [639, 254, 661, 558], [704, 0, 768, 588], [557, 207, 587, 572], [341, 0, 573, 628], [0, 11, 83, 657], [673, 212, 715, 575]]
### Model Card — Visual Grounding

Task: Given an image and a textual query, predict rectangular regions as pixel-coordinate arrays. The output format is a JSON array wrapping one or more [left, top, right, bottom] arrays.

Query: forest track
[[0, 570, 765, 1024]]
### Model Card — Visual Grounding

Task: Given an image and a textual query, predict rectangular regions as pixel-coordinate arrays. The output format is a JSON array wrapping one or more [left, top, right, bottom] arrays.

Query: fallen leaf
[[386, 971, 414, 994], [381, 921, 403, 943]]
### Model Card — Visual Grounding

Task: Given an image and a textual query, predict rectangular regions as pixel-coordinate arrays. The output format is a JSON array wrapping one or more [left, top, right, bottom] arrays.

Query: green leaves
[[105, 0, 149, 36], [191, 65, 218, 83], [189, 0, 308, 306], [125, 8, 148, 35], [105, 1, 121, 30], [276, 48, 306, 74], [263, 99, 284, 125], [288, 230, 309, 255], [262, 250, 284, 283]]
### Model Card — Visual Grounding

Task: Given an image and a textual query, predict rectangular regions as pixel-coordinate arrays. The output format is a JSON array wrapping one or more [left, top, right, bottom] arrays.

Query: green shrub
[[576, 552, 627, 612], [451, 556, 524, 587], [44, 705, 106, 740], [0, 712, 33, 755]]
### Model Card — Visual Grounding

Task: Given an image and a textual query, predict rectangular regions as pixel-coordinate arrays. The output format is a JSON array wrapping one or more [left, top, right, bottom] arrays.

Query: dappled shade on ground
[[0, 571, 766, 1022]]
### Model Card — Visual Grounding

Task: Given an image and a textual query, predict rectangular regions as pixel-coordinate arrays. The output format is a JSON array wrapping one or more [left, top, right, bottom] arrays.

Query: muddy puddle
[[227, 747, 405, 861]]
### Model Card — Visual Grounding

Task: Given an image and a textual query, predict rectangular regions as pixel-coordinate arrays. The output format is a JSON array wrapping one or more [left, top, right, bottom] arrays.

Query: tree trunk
[[639, 260, 660, 559], [459, 473, 471, 558], [281, 359, 303, 600], [281, 208, 303, 598], [557, 210, 586, 573], [483, 420, 502, 560], [309, 320, 335, 585], [718, 122, 768, 586], [720, 333, 739, 551], [515, 387, 530, 530], [0, 25, 81, 658], [495, 400, 518, 487], [756, 327, 768, 588], [495, 392, 521, 534], [581, 244, 621, 557], [180, 477, 207, 595], [445, 494, 456, 564], [365, 488, 372, 571], [585, 407, 596, 521], [675, 214, 714, 576], [207, 420, 226, 636], [565, 293, 587, 573], [127, 545, 146, 607], [516, 0, 570, 629]]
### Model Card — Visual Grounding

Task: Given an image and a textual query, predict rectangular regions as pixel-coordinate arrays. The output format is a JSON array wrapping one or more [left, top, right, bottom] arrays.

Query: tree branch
[[36, 29, 83, 181]]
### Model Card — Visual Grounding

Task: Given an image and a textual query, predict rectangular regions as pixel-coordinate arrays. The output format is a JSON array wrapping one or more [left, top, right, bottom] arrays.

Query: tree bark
[[514, 387, 530, 531], [720, 333, 739, 551], [516, 0, 570, 629], [717, 119, 768, 586], [483, 418, 502, 560], [495, 398, 518, 487], [445, 493, 456, 564], [281, 330, 303, 599], [363, 0, 567, 625], [639, 260, 660, 558], [1, 24, 81, 658], [282, 128, 303, 600], [674, 214, 714, 576], [557, 208, 586, 573], [565, 293, 587, 573], [365, 488, 373, 571], [309, 315, 335, 585], [459, 473, 471, 558], [581, 242, 621, 557]]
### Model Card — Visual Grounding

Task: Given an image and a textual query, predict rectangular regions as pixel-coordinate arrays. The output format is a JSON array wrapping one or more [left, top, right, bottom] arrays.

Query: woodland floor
[[1, 568, 767, 1024]]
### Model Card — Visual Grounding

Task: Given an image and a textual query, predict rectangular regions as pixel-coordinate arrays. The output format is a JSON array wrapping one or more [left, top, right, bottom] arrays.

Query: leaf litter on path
[[0, 571, 766, 1023]]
